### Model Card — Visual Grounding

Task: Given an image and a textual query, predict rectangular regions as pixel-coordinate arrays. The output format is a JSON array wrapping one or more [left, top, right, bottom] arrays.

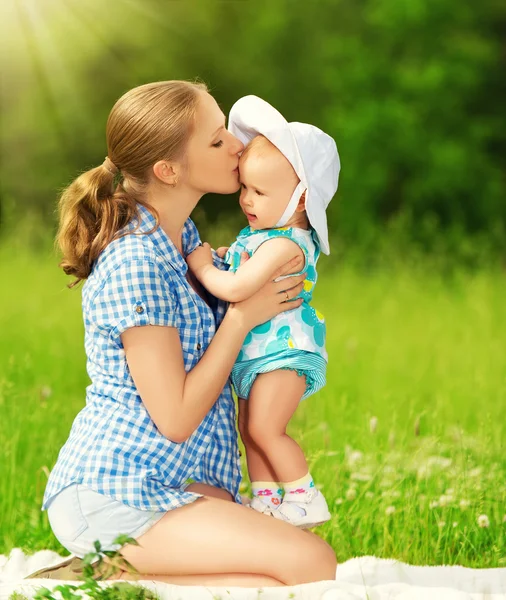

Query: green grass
[[1, 244, 505, 566]]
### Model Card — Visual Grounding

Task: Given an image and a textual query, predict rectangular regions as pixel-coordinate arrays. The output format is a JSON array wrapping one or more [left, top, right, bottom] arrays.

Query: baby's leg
[[247, 369, 308, 483], [238, 398, 278, 483]]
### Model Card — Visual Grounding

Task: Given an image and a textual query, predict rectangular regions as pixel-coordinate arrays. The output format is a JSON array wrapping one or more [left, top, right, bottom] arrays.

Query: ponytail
[[56, 164, 142, 288], [56, 80, 207, 287]]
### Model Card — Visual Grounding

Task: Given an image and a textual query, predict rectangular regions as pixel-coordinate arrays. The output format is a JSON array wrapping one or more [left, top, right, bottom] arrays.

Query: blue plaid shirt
[[42, 205, 242, 512]]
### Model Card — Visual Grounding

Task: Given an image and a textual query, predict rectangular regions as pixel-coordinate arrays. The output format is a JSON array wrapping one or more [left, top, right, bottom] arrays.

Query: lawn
[[1, 244, 504, 566]]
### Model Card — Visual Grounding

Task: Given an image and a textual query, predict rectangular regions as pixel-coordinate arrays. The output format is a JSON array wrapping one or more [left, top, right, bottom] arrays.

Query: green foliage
[[1, 247, 504, 567], [1, 0, 505, 249], [32, 537, 159, 600]]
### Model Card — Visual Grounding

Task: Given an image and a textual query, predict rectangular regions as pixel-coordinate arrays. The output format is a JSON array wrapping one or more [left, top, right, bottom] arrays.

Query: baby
[[187, 95, 340, 528]]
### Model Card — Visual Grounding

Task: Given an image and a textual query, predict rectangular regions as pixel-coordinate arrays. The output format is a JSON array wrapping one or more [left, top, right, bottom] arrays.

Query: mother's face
[[184, 92, 244, 195]]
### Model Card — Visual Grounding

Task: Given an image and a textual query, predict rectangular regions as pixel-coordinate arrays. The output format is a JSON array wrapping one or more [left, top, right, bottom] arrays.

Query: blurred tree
[[0, 0, 504, 247]]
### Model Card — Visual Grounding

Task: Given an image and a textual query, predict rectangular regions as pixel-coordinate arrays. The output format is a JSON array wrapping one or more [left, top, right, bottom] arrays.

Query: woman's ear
[[152, 160, 179, 186], [295, 190, 306, 212]]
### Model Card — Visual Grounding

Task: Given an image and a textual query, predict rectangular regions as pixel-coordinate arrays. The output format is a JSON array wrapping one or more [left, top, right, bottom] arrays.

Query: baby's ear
[[296, 190, 306, 211]]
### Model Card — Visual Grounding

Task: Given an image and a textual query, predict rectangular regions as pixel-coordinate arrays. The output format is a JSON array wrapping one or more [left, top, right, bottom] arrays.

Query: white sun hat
[[228, 95, 340, 255]]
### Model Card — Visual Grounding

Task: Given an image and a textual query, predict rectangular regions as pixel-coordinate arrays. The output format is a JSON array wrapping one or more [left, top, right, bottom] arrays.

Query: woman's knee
[[278, 534, 336, 584]]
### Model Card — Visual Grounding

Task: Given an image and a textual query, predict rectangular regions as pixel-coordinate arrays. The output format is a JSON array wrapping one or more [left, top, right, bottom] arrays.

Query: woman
[[34, 80, 337, 587]]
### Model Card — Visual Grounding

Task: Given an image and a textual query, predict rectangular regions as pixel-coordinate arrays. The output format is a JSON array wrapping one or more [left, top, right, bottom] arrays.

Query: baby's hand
[[187, 242, 213, 276], [215, 246, 229, 258]]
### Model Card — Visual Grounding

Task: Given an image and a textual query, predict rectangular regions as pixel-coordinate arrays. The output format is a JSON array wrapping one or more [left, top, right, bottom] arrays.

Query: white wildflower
[[477, 514, 490, 528], [365, 491, 374, 499], [346, 450, 363, 467], [438, 521, 446, 528], [429, 500, 439, 509], [335, 498, 343, 506], [439, 494, 454, 507], [382, 490, 401, 498], [385, 506, 396, 516], [459, 499, 471, 510], [427, 456, 452, 469], [351, 472, 372, 482], [469, 467, 482, 477], [369, 417, 378, 434], [345, 488, 357, 501], [40, 385, 52, 399], [452, 522, 458, 528]]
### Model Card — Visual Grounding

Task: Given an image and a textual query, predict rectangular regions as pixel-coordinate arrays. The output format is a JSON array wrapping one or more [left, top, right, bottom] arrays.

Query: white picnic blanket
[[1, 549, 505, 599]]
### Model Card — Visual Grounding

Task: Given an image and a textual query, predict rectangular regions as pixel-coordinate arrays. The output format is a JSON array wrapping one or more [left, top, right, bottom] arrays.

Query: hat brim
[[228, 96, 308, 186], [306, 191, 330, 255]]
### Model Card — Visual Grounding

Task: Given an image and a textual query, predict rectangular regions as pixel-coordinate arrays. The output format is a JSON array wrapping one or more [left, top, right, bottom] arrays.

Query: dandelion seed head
[[427, 456, 452, 469], [385, 506, 396, 516], [345, 488, 357, 501], [346, 450, 363, 466], [438, 494, 454, 507], [429, 500, 439, 509], [351, 472, 372, 482], [477, 514, 490, 528], [40, 385, 52, 399], [438, 521, 446, 528], [459, 499, 471, 510]]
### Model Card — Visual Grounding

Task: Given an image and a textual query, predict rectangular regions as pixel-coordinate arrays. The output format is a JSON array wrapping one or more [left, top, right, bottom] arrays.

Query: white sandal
[[272, 488, 331, 528]]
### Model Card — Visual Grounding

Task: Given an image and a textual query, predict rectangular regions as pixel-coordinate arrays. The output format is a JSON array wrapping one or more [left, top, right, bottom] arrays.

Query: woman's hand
[[227, 255, 305, 332]]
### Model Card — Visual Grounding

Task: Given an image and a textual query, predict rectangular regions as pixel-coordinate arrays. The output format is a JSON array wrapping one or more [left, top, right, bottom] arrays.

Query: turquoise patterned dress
[[224, 226, 327, 400]]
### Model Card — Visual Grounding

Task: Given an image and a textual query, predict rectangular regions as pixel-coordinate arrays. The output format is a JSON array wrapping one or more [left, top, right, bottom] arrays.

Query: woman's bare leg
[[247, 370, 308, 482], [185, 482, 233, 502], [117, 571, 283, 586], [112, 484, 282, 586], [118, 495, 336, 586], [238, 399, 278, 482]]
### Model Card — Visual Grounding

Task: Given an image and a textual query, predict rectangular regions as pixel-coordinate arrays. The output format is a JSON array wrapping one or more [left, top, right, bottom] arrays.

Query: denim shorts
[[46, 483, 167, 558]]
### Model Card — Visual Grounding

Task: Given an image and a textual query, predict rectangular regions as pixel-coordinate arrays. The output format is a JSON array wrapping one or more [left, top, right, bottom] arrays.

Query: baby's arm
[[187, 238, 305, 302]]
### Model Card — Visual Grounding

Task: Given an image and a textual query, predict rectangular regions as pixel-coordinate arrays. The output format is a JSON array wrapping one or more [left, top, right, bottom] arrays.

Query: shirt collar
[[130, 204, 189, 275]]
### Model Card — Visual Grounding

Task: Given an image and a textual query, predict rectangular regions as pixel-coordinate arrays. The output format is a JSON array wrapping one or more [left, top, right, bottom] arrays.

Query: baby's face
[[238, 150, 299, 230]]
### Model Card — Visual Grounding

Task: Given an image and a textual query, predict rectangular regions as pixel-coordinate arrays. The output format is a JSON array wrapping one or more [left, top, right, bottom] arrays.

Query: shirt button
[[196, 343, 202, 351], [135, 305, 144, 314]]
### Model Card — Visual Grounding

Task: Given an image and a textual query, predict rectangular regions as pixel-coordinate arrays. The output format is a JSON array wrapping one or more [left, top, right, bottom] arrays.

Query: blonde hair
[[241, 134, 299, 186], [57, 80, 207, 287], [240, 134, 278, 161]]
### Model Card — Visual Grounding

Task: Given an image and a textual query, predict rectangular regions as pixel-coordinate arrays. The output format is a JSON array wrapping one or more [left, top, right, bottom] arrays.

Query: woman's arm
[[122, 256, 306, 443], [187, 238, 304, 302]]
